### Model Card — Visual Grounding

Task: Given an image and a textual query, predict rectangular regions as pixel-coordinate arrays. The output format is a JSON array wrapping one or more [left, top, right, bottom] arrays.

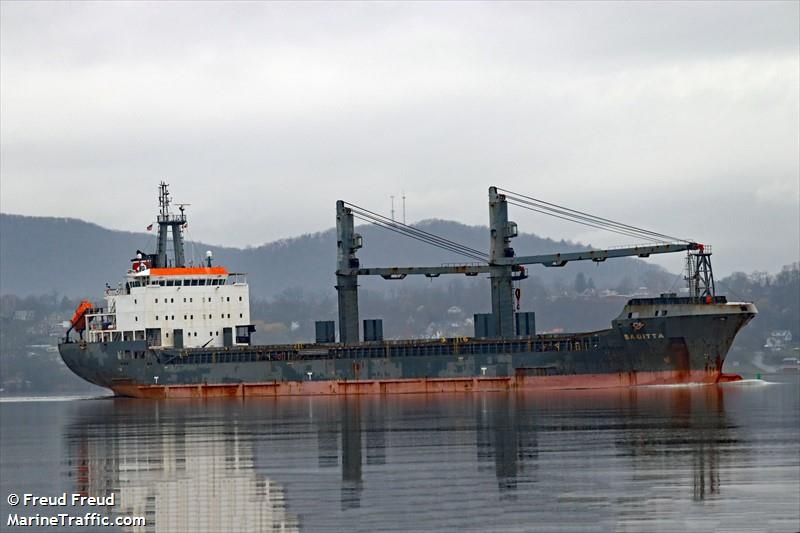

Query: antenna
[[390, 195, 395, 221], [158, 181, 171, 217], [402, 191, 406, 224], [175, 203, 190, 224]]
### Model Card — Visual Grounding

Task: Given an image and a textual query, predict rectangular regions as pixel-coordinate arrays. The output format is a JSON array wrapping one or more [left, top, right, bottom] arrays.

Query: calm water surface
[[1, 378, 798, 533]]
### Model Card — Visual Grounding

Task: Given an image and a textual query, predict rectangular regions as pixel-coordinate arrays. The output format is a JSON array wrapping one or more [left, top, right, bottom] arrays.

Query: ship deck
[[148, 331, 607, 366]]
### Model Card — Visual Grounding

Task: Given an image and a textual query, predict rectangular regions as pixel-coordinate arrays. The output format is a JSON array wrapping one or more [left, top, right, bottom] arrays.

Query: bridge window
[[227, 297, 230, 302], [155, 298, 158, 303], [170, 298, 174, 303]]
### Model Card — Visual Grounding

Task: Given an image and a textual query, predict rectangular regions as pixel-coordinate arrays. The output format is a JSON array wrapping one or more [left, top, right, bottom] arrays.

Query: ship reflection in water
[[65, 402, 299, 532], [60, 380, 800, 532]]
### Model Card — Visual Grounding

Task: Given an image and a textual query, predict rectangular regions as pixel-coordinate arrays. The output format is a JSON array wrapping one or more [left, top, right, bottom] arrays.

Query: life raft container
[[69, 300, 93, 332]]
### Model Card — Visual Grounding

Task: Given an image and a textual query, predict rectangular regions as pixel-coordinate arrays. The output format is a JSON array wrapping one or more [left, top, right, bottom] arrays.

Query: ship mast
[[155, 182, 187, 268], [685, 246, 715, 297]]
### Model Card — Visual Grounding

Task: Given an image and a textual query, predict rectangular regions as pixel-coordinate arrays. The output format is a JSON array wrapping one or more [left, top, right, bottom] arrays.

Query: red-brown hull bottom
[[111, 370, 743, 399]]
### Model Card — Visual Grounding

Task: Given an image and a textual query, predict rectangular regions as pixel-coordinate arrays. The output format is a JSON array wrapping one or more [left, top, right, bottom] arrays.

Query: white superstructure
[[85, 265, 252, 348], [77, 182, 255, 349]]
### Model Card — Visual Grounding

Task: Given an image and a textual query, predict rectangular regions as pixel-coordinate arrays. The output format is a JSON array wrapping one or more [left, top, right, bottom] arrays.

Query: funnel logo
[[632, 321, 646, 331]]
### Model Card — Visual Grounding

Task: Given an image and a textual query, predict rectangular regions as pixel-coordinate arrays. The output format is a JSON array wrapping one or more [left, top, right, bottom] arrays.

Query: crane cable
[[503, 193, 685, 243], [346, 202, 487, 257], [505, 199, 668, 243], [498, 187, 692, 244], [350, 214, 488, 262], [346, 202, 489, 262], [344, 188, 692, 262]]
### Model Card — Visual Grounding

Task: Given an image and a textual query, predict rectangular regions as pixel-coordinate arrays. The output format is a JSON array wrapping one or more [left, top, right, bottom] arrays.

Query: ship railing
[[627, 295, 728, 306], [227, 273, 247, 285], [604, 241, 689, 250], [440, 262, 485, 267], [88, 331, 125, 343], [85, 308, 117, 335], [159, 333, 604, 366]]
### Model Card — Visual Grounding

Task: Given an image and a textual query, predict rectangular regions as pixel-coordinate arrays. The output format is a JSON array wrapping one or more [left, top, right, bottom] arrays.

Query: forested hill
[[0, 213, 677, 298]]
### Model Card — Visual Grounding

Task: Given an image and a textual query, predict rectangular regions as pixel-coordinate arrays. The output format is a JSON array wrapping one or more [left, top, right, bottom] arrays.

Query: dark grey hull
[[59, 306, 755, 397]]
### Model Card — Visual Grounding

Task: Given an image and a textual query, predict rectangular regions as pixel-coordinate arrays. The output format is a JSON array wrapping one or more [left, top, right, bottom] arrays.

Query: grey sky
[[1, 1, 798, 276]]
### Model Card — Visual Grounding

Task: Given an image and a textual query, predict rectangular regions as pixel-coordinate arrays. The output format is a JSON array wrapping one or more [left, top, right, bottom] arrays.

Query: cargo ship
[[58, 184, 756, 398]]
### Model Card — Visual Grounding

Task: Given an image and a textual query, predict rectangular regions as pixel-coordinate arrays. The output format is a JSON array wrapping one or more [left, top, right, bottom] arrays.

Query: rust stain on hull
[[111, 370, 742, 399]]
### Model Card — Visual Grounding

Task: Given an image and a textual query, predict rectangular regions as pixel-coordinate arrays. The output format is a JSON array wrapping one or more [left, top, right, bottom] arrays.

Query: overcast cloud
[[1, 1, 798, 276]]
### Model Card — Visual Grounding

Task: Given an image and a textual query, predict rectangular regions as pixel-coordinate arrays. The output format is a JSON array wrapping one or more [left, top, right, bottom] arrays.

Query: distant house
[[13, 310, 35, 321], [765, 330, 793, 351]]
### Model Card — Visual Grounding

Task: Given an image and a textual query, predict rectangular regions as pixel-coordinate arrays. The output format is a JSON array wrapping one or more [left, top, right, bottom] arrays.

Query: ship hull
[[59, 306, 754, 398], [107, 371, 741, 399]]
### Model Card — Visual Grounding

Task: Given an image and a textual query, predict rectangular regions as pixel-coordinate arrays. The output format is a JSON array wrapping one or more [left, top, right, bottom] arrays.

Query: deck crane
[[335, 187, 713, 343]]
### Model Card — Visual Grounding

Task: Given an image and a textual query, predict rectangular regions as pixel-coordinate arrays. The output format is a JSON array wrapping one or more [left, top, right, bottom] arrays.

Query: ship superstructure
[[76, 183, 253, 350], [59, 183, 756, 398]]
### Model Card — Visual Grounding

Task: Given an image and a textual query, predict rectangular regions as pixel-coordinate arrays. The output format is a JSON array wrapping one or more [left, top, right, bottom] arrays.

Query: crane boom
[[503, 242, 700, 267], [335, 188, 711, 342], [347, 243, 701, 278]]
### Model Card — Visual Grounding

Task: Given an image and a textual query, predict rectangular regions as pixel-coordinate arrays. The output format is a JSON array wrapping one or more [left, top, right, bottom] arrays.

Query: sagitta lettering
[[623, 333, 665, 340]]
